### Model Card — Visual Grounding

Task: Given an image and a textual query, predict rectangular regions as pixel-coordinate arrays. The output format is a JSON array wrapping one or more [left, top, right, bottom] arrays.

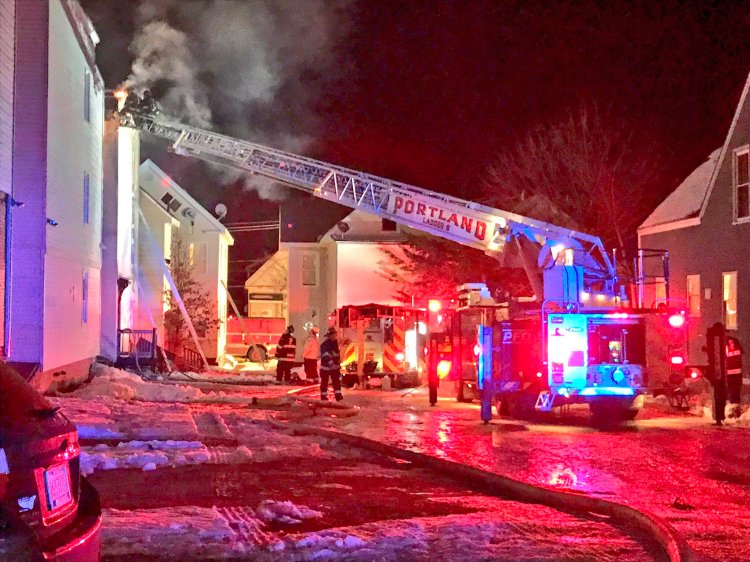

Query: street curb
[[269, 417, 693, 562]]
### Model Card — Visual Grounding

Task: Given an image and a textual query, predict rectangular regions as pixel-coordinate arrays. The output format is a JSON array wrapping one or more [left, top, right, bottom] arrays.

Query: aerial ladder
[[119, 99, 684, 423], [121, 111, 618, 305]]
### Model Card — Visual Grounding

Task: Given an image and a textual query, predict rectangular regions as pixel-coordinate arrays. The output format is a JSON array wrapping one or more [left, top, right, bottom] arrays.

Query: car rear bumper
[[41, 478, 102, 562]]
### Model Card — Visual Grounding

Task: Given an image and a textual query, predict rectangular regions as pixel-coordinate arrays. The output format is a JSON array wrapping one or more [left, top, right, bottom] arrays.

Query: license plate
[[44, 463, 72, 511]]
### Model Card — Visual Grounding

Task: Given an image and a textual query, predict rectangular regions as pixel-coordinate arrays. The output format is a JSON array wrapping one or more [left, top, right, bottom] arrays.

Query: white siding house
[[6, 0, 104, 390], [100, 117, 141, 359], [245, 210, 407, 359], [0, 0, 16, 355], [138, 160, 234, 362]]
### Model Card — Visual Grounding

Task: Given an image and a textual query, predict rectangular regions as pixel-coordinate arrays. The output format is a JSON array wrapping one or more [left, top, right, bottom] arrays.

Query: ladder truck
[[119, 96, 686, 423]]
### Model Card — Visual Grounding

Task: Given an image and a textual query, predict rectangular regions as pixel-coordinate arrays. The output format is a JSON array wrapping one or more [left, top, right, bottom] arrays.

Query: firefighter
[[140, 89, 159, 116], [275, 325, 296, 384], [726, 337, 743, 418], [303, 323, 320, 384], [320, 327, 343, 401]]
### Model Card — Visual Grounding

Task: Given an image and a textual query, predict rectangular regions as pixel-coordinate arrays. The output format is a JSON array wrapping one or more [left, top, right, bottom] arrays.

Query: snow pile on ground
[[256, 500, 322, 525], [168, 369, 277, 384], [102, 506, 250, 560], [68, 363, 267, 404], [80, 440, 253, 475]]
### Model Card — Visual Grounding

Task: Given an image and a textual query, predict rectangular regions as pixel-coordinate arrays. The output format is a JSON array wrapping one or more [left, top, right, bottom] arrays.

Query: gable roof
[[639, 148, 721, 231], [139, 159, 234, 244], [639, 72, 750, 236]]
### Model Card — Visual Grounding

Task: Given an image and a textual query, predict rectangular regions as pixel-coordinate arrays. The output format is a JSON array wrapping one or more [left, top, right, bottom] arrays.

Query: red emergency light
[[473, 344, 481, 357], [688, 368, 701, 379], [670, 355, 685, 365], [668, 314, 685, 328], [428, 299, 442, 313]]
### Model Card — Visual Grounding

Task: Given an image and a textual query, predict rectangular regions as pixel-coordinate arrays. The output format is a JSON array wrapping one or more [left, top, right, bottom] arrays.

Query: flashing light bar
[[579, 387, 635, 397]]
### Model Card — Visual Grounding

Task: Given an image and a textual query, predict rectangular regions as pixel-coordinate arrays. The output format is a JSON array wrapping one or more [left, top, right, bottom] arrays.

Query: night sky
[[81, 0, 750, 293]]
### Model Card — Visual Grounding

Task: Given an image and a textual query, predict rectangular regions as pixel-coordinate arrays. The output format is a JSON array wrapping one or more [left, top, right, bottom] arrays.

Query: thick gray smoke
[[125, 0, 350, 198]]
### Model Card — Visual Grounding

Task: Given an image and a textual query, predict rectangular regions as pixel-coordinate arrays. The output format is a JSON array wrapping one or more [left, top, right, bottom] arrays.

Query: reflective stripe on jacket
[[320, 339, 340, 371], [276, 333, 296, 361], [726, 347, 742, 375]]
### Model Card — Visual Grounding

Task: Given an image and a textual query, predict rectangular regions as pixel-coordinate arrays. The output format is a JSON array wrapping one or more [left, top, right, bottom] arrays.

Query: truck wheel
[[456, 381, 474, 403], [246, 345, 268, 363], [508, 390, 537, 421], [496, 396, 510, 417]]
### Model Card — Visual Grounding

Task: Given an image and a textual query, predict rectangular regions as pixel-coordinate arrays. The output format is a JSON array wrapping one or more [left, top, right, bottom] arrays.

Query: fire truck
[[118, 94, 687, 422], [333, 303, 425, 388]]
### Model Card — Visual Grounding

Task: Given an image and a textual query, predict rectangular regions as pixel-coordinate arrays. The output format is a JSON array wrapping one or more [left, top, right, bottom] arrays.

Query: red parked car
[[0, 364, 101, 561]]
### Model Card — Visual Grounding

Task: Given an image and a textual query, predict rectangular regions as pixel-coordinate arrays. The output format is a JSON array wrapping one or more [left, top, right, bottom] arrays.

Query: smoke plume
[[125, 0, 350, 198]]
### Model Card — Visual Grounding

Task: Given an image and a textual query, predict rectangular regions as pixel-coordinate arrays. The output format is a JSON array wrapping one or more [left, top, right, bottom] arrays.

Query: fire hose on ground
[[268, 412, 693, 562]]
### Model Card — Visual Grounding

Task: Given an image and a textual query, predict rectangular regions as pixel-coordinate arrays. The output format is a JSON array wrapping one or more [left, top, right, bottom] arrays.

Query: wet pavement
[[316, 388, 750, 562]]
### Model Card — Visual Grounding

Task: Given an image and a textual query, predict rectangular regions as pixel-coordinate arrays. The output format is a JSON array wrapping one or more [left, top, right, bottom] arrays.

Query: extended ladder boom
[[129, 115, 616, 296]]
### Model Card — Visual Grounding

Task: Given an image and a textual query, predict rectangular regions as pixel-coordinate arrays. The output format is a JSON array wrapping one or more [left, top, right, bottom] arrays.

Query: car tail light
[[688, 367, 702, 379]]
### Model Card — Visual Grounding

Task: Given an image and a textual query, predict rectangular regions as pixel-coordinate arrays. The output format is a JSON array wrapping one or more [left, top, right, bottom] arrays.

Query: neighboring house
[[0, 0, 15, 357], [100, 106, 141, 360], [138, 160, 234, 363], [4, 0, 104, 389], [245, 210, 408, 360], [638, 73, 750, 367]]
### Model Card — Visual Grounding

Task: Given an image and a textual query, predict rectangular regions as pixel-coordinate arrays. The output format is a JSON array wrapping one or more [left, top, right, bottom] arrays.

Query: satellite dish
[[182, 208, 196, 221], [215, 203, 228, 221]]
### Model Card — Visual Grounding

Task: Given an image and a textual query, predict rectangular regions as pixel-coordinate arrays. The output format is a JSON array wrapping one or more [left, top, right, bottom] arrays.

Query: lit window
[[84, 70, 91, 122], [723, 271, 737, 330], [687, 274, 701, 318], [734, 148, 749, 221], [82, 270, 89, 324], [302, 253, 317, 286]]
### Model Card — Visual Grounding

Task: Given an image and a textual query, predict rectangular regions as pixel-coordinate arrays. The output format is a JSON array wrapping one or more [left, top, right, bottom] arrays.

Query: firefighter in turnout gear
[[726, 337, 743, 417], [275, 325, 296, 383], [320, 327, 343, 401], [303, 323, 320, 384]]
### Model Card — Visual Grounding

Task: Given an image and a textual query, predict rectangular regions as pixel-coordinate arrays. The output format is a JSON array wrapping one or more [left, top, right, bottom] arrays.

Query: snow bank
[[256, 500, 322, 525], [169, 369, 277, 384], [69, 364, 266, 403], [80, 440, 253, 475]]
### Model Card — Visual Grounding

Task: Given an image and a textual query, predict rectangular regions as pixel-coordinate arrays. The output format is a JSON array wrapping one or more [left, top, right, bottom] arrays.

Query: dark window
[[83, 172, 90, 224], [735, 151, 749, 220], [587, 322, 645, 365], [382, 219, 397, 231], [84, 70, 91, 122]]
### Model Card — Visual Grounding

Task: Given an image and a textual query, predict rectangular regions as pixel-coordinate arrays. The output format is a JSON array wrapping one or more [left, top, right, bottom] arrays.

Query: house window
[[687, 274, 701, 318], [382, 219, 397, 232], [723, 271, 737, 330], [83, 172, 90, 224], [82, 271, 89, 324], [302, 253, 318, 286], [83, 70, 91, 122], [734, 148, 749, 221]]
